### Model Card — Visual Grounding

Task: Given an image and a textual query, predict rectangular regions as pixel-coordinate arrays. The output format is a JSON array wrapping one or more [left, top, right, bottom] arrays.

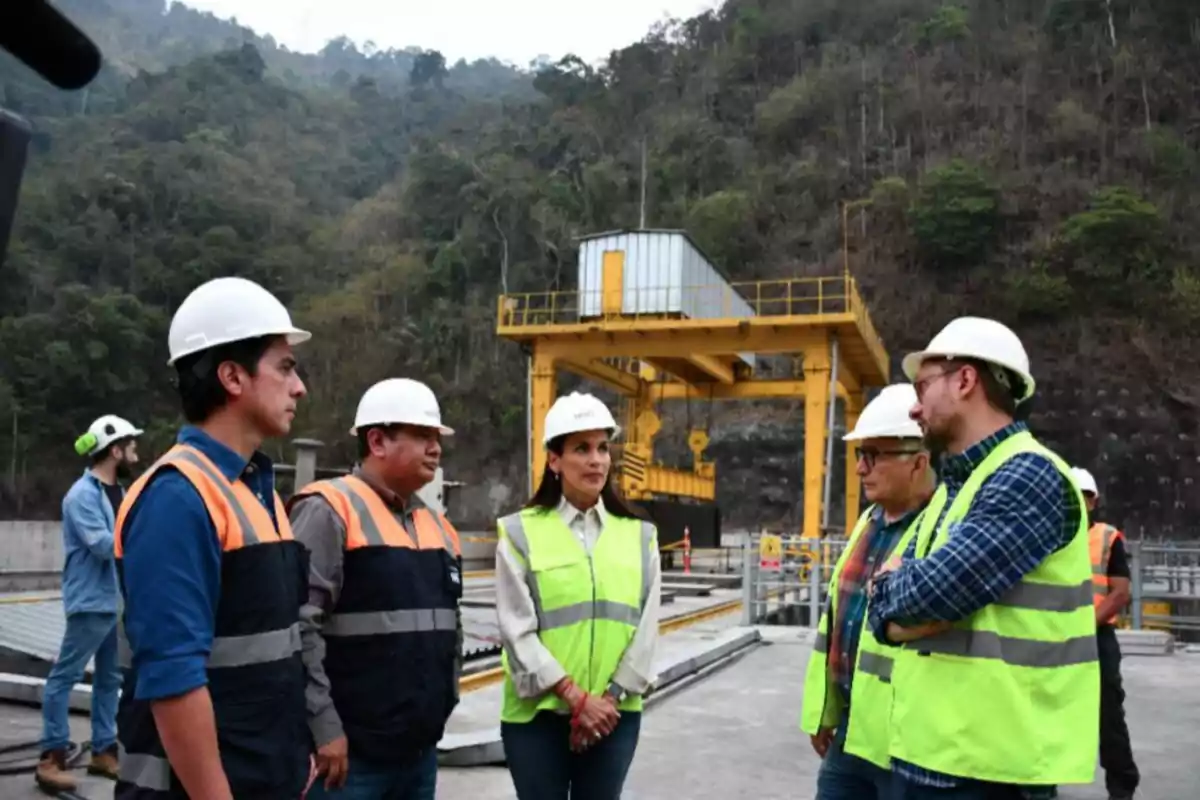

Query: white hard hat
[[168, 277, 311, 366], [1071, 467, 1099, 497], [75, 414, 143, 457], [351, 378, 454, 436], [843, 384, 924, 442], [543, 392, 621, 445], [901, 316, 1035, 403]]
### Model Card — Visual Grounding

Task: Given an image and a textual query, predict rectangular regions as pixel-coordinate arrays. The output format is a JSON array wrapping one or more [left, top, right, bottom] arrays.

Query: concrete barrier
[[0, 520, 499, 585], [0, 521, 63, 591]]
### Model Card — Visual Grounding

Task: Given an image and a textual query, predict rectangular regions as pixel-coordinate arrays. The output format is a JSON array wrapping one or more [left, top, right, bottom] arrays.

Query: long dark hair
[[524, 434, 645, 520]]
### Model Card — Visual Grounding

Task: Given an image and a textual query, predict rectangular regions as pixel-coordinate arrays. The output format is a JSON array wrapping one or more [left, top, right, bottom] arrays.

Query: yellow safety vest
[[799, 504, 923, 769], [888, 430, 1099, 785], [497, 507, 657, 723]]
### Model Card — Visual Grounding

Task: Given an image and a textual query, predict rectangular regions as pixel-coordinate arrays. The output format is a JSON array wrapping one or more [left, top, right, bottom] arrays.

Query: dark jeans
[[306, 748, 437, 800], [502, 711, 641, 800], [1098, 624, 1140, 797], [892, 780, 1056, 800], [816, 720, 898, 800]]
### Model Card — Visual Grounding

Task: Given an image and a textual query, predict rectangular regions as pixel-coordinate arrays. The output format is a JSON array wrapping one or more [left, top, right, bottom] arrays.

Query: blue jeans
[[41, 611, 119, 753], [501, 711, 641, 800], [892, 777, 1057, 800], [817, 722, 898, 800], [306, 748, 437, 800]]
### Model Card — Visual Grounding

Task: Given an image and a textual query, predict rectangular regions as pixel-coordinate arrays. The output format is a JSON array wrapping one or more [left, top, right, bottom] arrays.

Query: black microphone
[[0, 0, 102, 90]]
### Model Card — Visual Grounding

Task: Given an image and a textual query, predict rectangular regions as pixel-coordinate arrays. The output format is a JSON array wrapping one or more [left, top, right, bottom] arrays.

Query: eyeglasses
[[913, 364, 966, 401], [855, 447, 923, 469]]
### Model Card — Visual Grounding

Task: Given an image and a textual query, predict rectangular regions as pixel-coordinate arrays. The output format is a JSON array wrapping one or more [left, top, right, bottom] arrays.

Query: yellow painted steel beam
[[687, 353, 734, 384], [844, 393, 864, 537], [642, 358, 694, 389], [528, 323, 829, 361], [837, 354, 862, 395], [495, 274, 890, 382], [652, 379, 851, 402], [529, 351, 557, 492], [645, 465, 716, 500], [558, 357, 641, 396], [503, 314, 830, 344], [803, 338, 831, 539]]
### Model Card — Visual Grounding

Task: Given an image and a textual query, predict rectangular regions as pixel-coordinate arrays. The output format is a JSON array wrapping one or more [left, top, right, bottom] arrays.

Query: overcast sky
[[177, 0, 722, 67]]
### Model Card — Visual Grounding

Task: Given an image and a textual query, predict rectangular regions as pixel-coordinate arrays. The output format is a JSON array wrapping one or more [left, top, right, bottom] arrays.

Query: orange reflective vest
[[1088, 522, 1124, 625], [292, 474, 462, 761], [114, 443, 308, 799]]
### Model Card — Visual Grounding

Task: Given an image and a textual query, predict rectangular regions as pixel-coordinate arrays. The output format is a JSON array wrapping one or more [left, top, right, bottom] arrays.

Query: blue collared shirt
[[60, 470, 122, 615], [119, 425, 277, 702], [867, 421, 1080, 790]]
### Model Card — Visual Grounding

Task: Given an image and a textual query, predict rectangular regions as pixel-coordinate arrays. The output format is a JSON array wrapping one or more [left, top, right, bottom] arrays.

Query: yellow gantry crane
[[495, 228, 889, 538]]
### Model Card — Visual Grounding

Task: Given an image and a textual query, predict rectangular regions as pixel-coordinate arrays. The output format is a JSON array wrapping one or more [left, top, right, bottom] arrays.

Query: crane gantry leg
[[844, 393, 864, 535], [529, 350, 557, 493], [802, 340, 831, 539]]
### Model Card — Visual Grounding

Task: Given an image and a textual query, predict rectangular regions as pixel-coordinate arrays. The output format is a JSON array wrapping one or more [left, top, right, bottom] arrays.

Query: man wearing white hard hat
[[35, 415, 142, 793], [496, 391, 660, 800], [114, 277, 313, 800], [289, 378, 462, 798], [866, 316, 1098, 799], [799, 384, 936, 799], [1072, 466, 1140, 800]]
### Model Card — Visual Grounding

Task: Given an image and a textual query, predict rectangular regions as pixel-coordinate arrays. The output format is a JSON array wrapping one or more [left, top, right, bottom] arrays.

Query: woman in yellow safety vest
[[495, 391, 661, 800]]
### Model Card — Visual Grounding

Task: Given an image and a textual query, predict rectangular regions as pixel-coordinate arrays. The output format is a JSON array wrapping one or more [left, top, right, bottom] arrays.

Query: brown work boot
[[34, 748, 78, 794], [87, 743, 120, 780]]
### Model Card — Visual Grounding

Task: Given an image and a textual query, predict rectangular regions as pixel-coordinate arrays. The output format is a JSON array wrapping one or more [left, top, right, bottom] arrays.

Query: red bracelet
[[569, 691, 588, 721]]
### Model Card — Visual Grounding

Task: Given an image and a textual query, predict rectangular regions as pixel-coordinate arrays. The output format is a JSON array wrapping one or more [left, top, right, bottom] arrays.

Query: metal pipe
[[820, 337, 840, 531]]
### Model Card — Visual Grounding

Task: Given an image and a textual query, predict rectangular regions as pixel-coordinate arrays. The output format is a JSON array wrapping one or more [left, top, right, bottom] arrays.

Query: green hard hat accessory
[[74, 431, 98, 456]]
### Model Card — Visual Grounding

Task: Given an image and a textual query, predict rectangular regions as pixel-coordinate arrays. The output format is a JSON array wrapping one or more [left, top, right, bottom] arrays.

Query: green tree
[[908, 160, 1001, 270]]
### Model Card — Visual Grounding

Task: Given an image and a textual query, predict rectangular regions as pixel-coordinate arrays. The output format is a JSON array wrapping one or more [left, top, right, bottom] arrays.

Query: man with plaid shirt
[[869, 317, 1098, 800]]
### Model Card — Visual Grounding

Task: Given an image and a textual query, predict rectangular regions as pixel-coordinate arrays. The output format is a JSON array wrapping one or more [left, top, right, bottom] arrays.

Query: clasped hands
[[555, 678, 619, 754]]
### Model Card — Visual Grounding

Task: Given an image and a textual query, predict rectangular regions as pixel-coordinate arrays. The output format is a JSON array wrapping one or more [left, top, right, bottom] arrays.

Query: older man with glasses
[[800, 383, 937, 800]]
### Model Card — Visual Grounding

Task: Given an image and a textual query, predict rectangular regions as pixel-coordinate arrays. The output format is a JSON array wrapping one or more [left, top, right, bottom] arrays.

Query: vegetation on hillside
[[3, 0, 1199, 531]]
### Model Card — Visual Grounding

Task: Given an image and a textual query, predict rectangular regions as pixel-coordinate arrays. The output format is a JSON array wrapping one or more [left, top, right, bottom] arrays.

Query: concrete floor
[[3, 627, 1197, 799]]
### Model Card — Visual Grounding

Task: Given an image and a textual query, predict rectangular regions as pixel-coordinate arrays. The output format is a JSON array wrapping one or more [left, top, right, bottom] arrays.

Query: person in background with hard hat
[[868, 316, 1098, 800], [35, 415, 142, 793], [114, 276, 313, 799], [496, 391, 661, 800], [800, 384, 935, 800], [288, 378, 463, 799], [1072, 466, 1140, 800]]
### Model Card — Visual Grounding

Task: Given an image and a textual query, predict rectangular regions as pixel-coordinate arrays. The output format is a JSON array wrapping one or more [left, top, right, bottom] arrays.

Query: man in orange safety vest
[[1072, 466, 1140, 800]]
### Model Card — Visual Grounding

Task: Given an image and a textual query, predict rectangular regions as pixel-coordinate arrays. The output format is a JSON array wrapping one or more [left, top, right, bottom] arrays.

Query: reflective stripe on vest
[[114, 444, 306, 798], [291, 474, 463, 761], [498, 507, 655, 723], [799, 504, 923, 769], [1089, 523, 1123, 625], [296, 475, 461, 637], [888, 431, 1100, 785]]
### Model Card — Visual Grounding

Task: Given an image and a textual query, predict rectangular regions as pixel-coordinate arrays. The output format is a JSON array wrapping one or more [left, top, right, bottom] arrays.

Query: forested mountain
[[3, 0, 1199, 534]]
